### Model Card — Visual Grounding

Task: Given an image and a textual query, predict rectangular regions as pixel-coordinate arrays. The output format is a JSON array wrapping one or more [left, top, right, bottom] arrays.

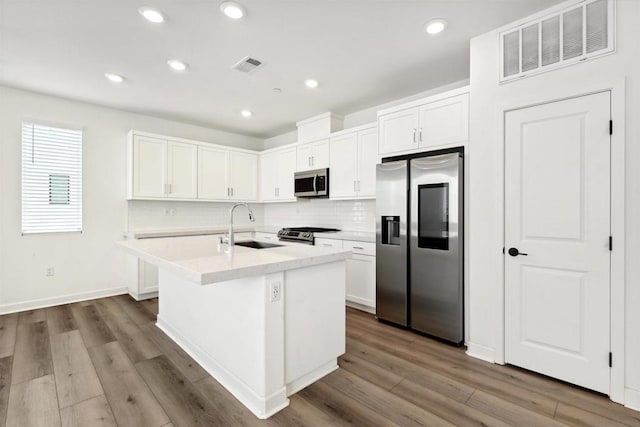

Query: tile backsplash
[[127, 200, 264, 231], [127, 199, 375, 232], [262, 199, 375, 231]]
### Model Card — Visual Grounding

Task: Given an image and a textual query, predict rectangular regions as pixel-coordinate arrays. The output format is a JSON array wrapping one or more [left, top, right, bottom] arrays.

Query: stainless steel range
[[277, 227, 340, 245]]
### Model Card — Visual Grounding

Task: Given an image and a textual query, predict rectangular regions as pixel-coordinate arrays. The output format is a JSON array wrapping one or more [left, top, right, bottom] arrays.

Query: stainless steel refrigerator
[[376, 151, 463, 344]]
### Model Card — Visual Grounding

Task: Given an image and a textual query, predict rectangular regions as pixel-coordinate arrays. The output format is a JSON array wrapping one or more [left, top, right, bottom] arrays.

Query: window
[[22, 122, 83, 234]]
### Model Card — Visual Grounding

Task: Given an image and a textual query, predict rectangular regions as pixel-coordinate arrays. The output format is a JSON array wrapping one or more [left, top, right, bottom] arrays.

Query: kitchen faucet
[[226, 202, 255, 246]]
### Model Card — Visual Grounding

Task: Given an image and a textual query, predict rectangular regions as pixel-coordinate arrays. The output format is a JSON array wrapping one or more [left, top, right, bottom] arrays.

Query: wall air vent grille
[[499, 0, 615, 83], [232, 56, 264, 74]]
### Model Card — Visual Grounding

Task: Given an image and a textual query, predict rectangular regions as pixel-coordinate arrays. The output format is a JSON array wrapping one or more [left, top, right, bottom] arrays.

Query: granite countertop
[[117, 234, 351, 285]]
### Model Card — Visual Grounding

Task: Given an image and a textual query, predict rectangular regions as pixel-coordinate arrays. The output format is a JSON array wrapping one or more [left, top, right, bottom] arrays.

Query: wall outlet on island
[[46, 267, 55, 277], [270, 282, 281, 302]]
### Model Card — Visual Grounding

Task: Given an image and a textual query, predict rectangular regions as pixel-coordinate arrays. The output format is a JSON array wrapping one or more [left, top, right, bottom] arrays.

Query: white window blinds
[[22, 122, 83, 234]]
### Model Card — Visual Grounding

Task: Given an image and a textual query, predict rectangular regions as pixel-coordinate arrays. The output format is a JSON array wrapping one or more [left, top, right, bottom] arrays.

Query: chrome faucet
[[226, 202, 255, 246]]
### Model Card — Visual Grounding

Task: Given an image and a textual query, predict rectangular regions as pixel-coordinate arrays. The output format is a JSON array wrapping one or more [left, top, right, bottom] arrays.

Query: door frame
[[497, 79, 626, 404]]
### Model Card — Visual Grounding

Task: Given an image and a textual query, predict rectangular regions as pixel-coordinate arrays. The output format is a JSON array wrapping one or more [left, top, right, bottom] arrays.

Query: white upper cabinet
[[229, 151, 258, 200], [131, 135, 167, 198], [197, 146, 228, 200], [329, 125, 377, 200], [167, 141, 198, 199], [260, 146, 297, 201], [378, 90, 469, 156], [296, 138, 330, 171], [128, 131, 258, 202]]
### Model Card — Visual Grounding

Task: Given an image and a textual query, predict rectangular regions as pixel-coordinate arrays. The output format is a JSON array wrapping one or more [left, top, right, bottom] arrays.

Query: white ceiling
[[0, 0, 563, 138]]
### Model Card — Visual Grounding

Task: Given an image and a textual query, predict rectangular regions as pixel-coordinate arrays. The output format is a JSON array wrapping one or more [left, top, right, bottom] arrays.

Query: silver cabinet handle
[[323, 243, 332, 247], [357, 180, 360, 192], [167, 183, 172, 194], [413, 129, 417, 143], [419, 128, 423, 142], [227, 188, 230, 197], [312, 156, 315, 166], [353, 181, 356, 192], [308, 157, 311, 167], [164, 183, 168, 194], [353, 246, 364, 250], [230, 187, 234, 197], [274, 188, 277, 197]]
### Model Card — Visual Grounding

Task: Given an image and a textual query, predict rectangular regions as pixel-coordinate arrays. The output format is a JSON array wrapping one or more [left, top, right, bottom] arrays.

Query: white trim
[[128, 290, 158, 301], [625, 388, 640, 411], [295, 112, 344, 128], [329, 122, 376, 138], [465, 341, 496, 363], [496, 78, 626, 403], [345, 300, 375, 314], [285, 360, 338, 396], [156, 316, 289, 419], [0, 287, 128, 315], [377, 86, 470, 117], [128, 130, 260, 155]]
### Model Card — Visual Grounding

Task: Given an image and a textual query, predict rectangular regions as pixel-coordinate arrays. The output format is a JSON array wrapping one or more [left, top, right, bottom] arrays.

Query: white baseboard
[[129, 290, 158, 301], [346, 300, 375, 314], [0, 287, 129, 315], [156, 316, 289, 419], [465, 341, 496, 364], [286, 360, 338, 396], [625, 387, 640, 411]]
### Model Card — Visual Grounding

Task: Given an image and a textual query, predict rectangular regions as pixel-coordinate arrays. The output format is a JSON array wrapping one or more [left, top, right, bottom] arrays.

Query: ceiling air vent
[[499, 0, 615, 83], [232, 56, 264, 74]]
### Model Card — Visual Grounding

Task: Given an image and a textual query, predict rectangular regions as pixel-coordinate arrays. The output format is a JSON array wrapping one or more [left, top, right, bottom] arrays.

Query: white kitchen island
[[117, 234, 350, 419]]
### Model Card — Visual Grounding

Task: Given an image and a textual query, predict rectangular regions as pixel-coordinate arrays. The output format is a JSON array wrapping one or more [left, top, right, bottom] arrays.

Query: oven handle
[[313, 173, 318, 193]]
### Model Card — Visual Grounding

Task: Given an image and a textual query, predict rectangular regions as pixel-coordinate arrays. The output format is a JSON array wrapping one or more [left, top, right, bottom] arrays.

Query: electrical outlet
[[46, 267, 55, 277], [170, 208, 177, 216], [163, 208, 170, 216], [270, 282, 281, 302]]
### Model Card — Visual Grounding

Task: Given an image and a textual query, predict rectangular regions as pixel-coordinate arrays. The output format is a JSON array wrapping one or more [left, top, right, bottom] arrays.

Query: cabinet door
[[378, 108, 420, 155], [329, 133, 358, 199], [346, 254, 376, 309], [419, 93, 469, 148], [260, 152, 277, 201], [167, 141, 198, 199], [357, 128, 377, 197], [198, 146, 228, 200], [276, 147, 297, 200], [296, 144, 313, 171], [229, 151, 258, 200], [310, 138, 330, 169], [132, 136, 167, 198]]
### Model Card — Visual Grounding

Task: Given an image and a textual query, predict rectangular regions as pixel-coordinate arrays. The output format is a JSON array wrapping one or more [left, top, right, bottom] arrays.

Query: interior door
[[504, 91, 611, 394]]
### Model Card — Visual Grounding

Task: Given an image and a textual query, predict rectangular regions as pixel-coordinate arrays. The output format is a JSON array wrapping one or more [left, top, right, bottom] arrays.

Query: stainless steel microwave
[[294, 168, 329, 198]]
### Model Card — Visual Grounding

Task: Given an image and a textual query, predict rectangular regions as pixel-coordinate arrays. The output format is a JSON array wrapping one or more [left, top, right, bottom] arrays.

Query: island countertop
[[117, 234, 351, 285]]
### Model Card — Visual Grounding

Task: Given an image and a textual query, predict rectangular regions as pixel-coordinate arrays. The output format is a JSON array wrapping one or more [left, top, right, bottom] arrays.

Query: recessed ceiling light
[[138, 7, 165, 23], [105, 73, 125, 83], [425, 19, 447, 35], [305, 79, 319, 89], [167, 59, 188, 72], [220, 2, 246, 19], [240, 109, 252, 118]]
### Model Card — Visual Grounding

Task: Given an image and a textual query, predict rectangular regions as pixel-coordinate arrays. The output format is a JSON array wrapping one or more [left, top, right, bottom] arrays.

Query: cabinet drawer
[[343, 240, 375, 256], [315, 238, 343, 249], [254, 232, 278, 242]]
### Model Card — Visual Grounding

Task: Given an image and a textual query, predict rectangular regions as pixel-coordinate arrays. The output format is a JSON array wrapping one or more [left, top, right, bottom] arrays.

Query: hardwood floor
[[0, 296, 637, 426]]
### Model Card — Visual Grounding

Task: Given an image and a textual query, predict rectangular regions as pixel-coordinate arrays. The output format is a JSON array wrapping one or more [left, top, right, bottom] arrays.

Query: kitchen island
[[117, 234, 350, 419]]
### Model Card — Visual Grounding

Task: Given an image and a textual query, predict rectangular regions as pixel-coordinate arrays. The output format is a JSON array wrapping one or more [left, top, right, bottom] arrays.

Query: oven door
[[294, 169, 328, 197]]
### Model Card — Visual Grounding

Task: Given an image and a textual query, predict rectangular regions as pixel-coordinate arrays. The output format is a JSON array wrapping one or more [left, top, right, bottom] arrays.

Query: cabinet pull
[[353, 181, 356, 192], [419, 128, 423, 142], [413, 128, 417, 143], [353, 246, 364, 250], [227, 188, 230, 196], [274, 188, 277, 197], [230, 187, 234, 197], [308, 157, 311, 167], [168, 183, 172, 194], [164, 183, 168, 194], [323, 243, 332, 247], [312, 156, 315, 166]]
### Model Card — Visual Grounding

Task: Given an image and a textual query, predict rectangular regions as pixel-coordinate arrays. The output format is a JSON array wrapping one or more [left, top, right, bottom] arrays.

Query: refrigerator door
[[410, 153, 463, 343], [376, 160, 408, 326]]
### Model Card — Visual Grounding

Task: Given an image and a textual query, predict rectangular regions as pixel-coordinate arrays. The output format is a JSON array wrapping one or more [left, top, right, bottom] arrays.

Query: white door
[[229, 151, 257, 200], [357, 128, 377, 197], [167, 141, 198, 199], [198, 146, 228, 200], [505, 92, 611, 394], [330, 133, 358, 198], [296, 144, 313, 171], [378, 108, 419, 155], [419, 94, 469, 148], [277, 147, 297, 200], [132, 136, 167, 198], [260, 152, 277, 201]]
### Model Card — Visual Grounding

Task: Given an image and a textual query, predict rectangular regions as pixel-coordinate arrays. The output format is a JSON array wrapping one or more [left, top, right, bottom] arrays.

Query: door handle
[[508, 247, 528, 257]]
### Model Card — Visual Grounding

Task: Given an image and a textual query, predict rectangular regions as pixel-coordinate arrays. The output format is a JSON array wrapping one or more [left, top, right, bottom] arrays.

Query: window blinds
[[21, 122, 83, 234]]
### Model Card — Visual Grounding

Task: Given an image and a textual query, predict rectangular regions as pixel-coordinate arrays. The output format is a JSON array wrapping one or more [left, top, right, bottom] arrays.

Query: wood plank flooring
[[0, 296, 637, 426]]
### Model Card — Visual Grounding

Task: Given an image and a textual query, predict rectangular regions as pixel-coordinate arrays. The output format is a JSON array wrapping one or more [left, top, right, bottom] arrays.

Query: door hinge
[[609, 352, 613, 367], [609, 236, 613, 251], [609, 120, 613, 135]]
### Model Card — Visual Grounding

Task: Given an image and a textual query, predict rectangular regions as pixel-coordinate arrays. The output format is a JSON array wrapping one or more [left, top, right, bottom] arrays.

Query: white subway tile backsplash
[[262, 199, 375, 231]]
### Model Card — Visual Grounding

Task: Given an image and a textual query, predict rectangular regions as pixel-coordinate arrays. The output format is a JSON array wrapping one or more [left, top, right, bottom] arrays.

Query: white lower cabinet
[[129, 259, 159, 300], [316, 238, 376, 312]]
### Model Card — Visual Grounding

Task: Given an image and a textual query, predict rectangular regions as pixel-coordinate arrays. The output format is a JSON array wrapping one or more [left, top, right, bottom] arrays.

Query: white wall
[[0, 85, 262, 312], [468, 0, 640, 406], [263, 199, 375, 231]]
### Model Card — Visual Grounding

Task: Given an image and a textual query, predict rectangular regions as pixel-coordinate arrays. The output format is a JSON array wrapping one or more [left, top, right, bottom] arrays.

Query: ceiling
[[0, 0, 563, 138]]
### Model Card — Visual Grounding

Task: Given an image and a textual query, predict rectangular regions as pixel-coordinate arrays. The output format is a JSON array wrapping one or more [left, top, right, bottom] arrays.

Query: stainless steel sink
[[234, 241, 283, 249]]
